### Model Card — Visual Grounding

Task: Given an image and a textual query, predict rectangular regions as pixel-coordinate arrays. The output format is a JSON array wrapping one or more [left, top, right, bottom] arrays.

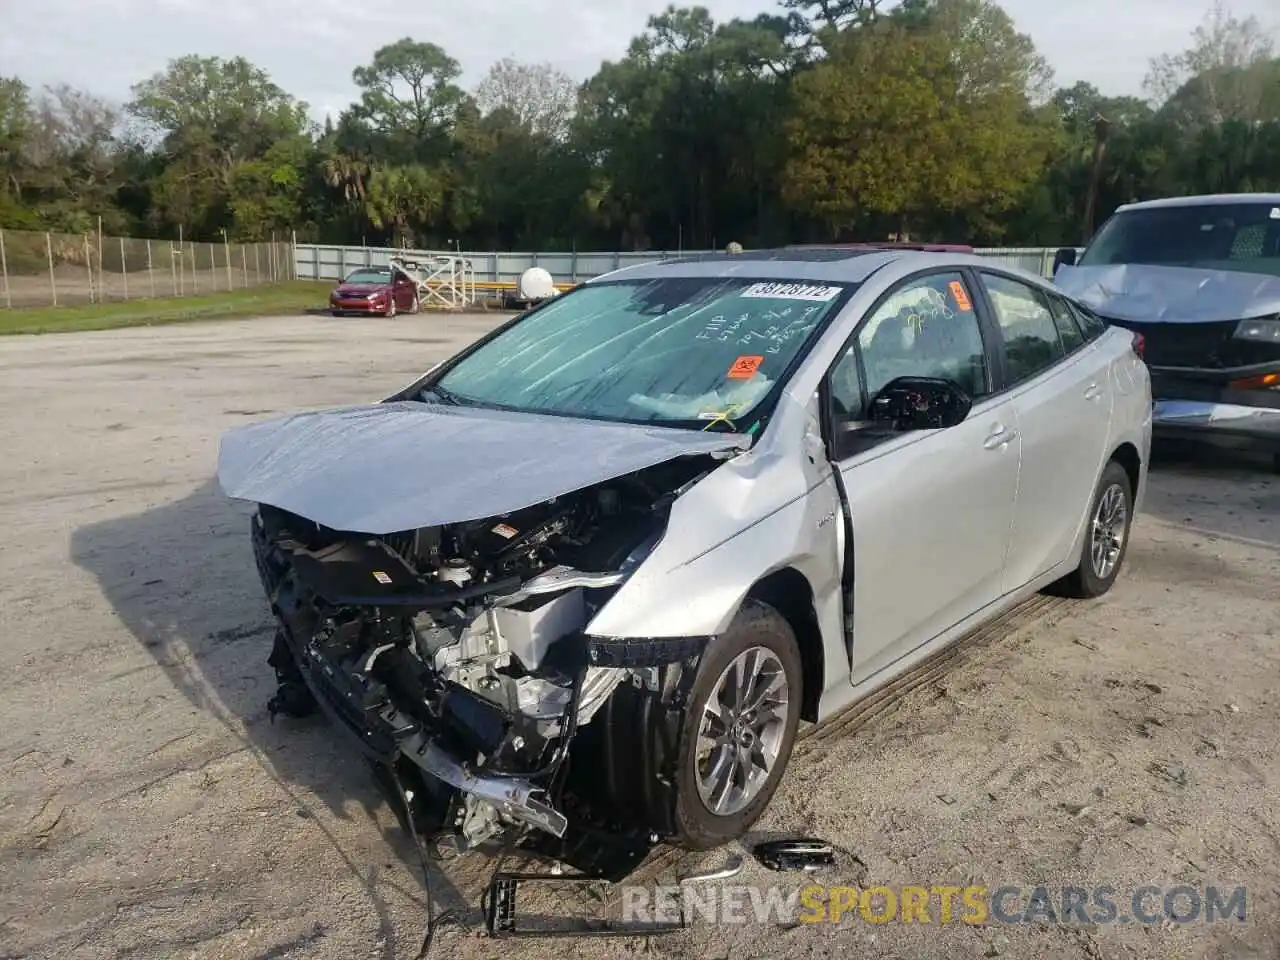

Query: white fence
[[294, 244, 1077, 286]]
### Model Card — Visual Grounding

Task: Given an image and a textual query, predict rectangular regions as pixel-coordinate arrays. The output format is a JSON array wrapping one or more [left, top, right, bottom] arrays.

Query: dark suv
[[1053, 193, 1280, 469]]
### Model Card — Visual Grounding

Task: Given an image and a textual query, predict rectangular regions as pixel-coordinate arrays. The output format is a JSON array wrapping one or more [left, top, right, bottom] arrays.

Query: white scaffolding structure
[[390, 254, 477, 310]]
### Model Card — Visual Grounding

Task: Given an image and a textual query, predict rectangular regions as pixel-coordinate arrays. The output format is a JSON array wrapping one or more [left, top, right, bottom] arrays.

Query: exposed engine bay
[[252, 455, 717, 877]]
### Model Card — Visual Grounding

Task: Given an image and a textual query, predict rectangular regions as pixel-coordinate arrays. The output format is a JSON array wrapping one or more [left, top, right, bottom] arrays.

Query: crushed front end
[[248, 460, 713, 877]]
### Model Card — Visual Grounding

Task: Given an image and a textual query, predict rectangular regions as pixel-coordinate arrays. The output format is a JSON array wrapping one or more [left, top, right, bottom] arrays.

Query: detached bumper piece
[[753, 838, 836, 872], [483, 871, 685, 939]]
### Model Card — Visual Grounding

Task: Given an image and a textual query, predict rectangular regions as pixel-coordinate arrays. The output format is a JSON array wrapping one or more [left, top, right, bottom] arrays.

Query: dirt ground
[[1, 314, 1277, 960]]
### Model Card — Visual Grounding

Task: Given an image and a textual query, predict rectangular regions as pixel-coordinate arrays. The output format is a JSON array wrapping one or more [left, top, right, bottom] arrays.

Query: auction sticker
[[949, 280, 972, 311], [741, 282, 841, 301], [727, 355, 765, 379]]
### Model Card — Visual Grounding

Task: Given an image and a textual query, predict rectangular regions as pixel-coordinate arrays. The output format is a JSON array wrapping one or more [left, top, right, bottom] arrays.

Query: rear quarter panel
[[1103, 327, 1154, 509]]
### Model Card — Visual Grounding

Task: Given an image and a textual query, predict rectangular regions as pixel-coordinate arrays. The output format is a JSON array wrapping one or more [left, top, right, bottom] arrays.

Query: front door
[[825, 270, 1020, 686]]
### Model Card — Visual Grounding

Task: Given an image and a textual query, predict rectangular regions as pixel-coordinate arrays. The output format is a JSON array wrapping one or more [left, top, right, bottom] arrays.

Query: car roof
[[588, 247, 1023, 286], [1116, 193, 1280, 213]]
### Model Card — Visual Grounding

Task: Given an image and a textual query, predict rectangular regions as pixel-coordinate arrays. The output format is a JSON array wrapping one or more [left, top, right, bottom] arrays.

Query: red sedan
[[328, 266, 420, 317]]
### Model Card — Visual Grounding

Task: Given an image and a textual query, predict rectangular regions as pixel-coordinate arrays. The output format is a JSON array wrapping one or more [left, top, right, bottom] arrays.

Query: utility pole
[[1082, 113, 1112, 245]]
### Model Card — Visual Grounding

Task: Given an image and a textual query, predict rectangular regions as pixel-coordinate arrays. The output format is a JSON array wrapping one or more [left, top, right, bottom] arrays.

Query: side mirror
[[868, 376, 972, 431], [1053, 248, 1078, 273]]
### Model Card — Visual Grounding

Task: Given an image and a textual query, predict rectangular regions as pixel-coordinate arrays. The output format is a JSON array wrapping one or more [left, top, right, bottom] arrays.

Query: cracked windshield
[[430, 278, 851, 427]]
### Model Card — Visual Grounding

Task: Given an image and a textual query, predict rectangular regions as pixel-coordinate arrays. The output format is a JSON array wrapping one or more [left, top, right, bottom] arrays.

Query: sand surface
[[1, 314, 1277, 960]]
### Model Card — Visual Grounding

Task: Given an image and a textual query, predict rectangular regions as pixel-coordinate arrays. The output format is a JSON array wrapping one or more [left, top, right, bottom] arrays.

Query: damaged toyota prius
[[217, 247, 1152, 877]]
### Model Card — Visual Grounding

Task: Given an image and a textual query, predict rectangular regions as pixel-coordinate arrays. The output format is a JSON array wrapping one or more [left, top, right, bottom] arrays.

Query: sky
[[0, 0, 1275, 121]]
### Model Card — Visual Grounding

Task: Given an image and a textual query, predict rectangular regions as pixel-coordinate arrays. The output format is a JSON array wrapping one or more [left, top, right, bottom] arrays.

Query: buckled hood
[[1055, 263, 1280, 324], [216, 401, 749, 534]]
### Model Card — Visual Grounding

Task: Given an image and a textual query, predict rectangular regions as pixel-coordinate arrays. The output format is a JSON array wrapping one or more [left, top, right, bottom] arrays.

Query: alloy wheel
[[695, 645, 791, 816], [1090, 483, 1127, 580]]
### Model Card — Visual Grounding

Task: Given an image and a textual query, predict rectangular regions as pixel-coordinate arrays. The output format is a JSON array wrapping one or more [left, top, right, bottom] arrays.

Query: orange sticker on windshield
[[949, 281, 972, 311], [727, 355, 764, 379]]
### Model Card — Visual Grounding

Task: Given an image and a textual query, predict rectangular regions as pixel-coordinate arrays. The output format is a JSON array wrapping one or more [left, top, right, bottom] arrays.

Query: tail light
[[1130, 332, 1145, 359]]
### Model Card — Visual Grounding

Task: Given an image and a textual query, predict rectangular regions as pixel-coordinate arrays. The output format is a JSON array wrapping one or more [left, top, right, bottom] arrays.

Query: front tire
[[1059, 459, 1134, 599], [671, 600, 802, 850]]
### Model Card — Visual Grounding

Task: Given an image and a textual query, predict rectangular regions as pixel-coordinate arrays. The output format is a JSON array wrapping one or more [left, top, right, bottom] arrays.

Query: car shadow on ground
[[1142, 439, 1279, 551], [68, 477, 488, 950]]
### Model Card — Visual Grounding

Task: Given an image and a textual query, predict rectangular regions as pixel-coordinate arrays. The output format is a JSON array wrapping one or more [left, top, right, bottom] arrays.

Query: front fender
[[584, 437, 840, 641]]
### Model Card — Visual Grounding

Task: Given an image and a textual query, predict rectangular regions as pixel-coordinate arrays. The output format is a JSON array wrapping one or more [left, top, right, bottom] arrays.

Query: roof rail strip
[[783, 242, 975, 253]]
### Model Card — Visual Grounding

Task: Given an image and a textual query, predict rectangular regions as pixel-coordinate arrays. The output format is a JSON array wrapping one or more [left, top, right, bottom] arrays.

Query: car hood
[[1055, 263, 1280, 324], [216, 401, 750, 534]]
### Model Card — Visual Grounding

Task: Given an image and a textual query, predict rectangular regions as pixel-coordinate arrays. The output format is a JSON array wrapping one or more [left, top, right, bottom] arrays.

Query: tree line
[[0, 0, 1276, 252]]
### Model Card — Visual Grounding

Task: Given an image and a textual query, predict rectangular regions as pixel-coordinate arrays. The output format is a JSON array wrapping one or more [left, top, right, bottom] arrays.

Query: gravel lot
[[1, 314, 1277, 960]]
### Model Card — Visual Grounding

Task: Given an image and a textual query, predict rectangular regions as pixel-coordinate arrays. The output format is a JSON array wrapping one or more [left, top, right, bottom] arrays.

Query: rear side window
[[1068, 301, 1108, 341], [1045, 293, 1086, 353], [979, 273, 1065, 385]]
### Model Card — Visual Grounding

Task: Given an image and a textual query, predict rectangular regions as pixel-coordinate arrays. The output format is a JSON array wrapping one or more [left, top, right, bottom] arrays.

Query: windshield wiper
[[420, 384, 472, 406]]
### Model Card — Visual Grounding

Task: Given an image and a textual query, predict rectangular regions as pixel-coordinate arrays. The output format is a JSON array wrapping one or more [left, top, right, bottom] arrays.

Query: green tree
[[0, 78, 32, 208], [578, 5, 798, 248], [350, 39, 466, 159], [474, 59, 578, 141], [1145, 0, 1277, 126], [127, 55, 311, 238], [782, 0, 889, 30], [781, 0, 1054, 240], [364, 165, 444, 246]]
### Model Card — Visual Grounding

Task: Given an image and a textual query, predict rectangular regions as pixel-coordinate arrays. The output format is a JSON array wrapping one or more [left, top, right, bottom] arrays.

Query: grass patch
[[0, 281, 327, 335]]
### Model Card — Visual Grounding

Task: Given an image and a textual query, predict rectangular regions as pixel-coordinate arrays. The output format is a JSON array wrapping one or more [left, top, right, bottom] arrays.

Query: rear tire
[[1058, 459, 1134, 599], [670, 600, 802, 850]]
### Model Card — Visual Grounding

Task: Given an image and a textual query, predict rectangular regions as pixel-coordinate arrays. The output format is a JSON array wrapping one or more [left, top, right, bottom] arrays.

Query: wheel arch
[[1109, 440, 1142, 498], [744, 567, 824, 723]]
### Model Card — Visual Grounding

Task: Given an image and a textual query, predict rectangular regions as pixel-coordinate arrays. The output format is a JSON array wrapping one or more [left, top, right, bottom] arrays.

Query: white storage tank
[[517, 267, 557, 303]]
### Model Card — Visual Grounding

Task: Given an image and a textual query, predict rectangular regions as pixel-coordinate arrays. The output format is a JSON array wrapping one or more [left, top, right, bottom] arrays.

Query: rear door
[[825, 269, 1020, 685], [972, 270, 1114, 590]]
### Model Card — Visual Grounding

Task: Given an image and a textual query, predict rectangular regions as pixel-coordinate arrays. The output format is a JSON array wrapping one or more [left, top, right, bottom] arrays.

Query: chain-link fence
[[0, 228, 297, 309]]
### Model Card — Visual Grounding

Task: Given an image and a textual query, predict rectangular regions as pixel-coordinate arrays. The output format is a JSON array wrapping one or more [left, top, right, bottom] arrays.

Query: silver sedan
[[218, 245, 1154, 868]]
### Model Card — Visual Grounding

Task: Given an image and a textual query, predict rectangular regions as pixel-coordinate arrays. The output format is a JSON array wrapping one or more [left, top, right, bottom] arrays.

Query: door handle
[[1084, 383, 1103, 401], [983, 425, 1017, 450]]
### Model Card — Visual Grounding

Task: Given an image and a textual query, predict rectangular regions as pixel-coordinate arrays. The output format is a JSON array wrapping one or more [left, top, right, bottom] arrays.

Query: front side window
[[843, 271, 988, 419], [981, 273, 1065, 385], [1077, 202, 1280, 278], [428, 277, 852, 427]]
